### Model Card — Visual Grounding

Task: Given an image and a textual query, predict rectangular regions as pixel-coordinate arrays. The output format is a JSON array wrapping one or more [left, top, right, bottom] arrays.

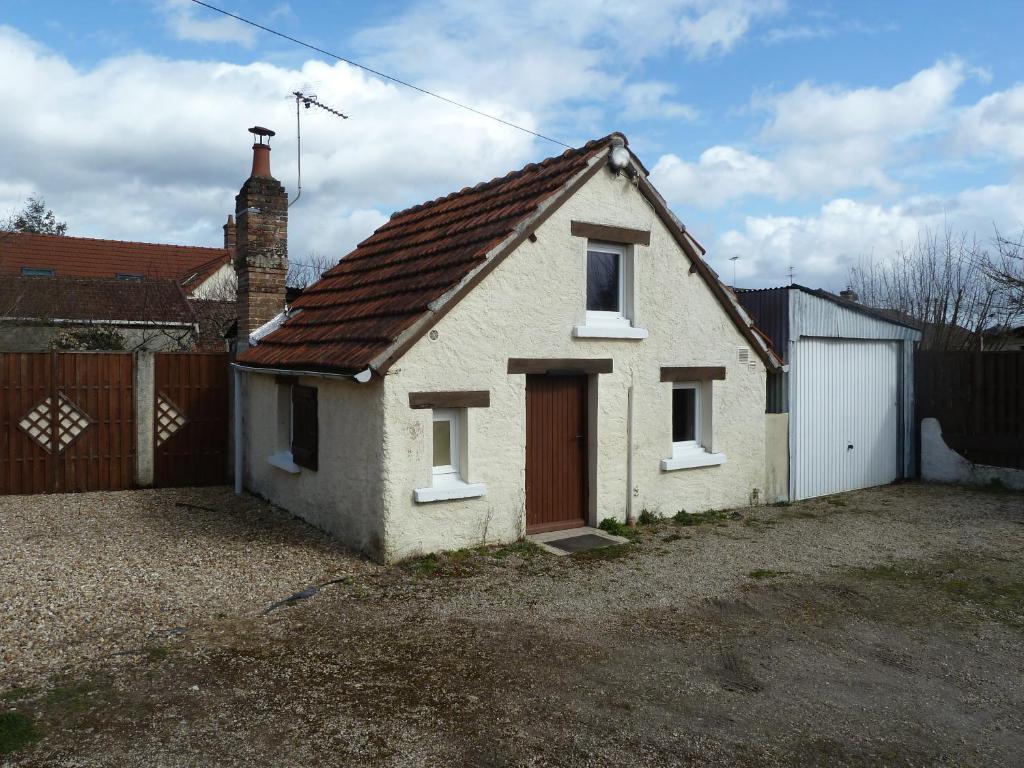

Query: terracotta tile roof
[[240, 135, 617, 373], [0, 232, 229, 290], [239, 133, 781, 375], [0, 276, 195, 325]]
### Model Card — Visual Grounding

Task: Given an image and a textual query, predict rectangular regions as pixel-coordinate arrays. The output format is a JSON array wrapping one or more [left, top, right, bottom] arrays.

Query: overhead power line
[[188, 0, 571, 149]]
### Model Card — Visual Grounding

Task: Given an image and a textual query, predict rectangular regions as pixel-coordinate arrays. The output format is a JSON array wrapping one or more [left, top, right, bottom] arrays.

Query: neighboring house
[[983, 324, 1024, 351], [0, 230, 234, 298], [0, 220, 240, 351], [0, 275, 197, 351], [231, 132, 780, 562], [737, 285, 922, 502]]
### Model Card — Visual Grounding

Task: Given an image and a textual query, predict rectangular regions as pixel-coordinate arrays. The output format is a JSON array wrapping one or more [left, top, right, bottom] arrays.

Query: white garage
[[738, 286, 922, 500]]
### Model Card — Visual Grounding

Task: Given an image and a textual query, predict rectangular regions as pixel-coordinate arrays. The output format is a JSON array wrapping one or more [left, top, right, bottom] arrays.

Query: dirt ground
[[2, 482, 1023, 767]]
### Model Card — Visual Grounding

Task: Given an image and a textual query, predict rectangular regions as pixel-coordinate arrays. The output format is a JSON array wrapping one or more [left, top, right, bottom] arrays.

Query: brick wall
[[234, 174, 288, 340]]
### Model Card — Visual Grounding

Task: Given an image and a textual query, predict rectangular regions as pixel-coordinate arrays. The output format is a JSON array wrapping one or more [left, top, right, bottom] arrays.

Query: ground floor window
[[432, 408, 461, 486], [672, 382, 700, 450]]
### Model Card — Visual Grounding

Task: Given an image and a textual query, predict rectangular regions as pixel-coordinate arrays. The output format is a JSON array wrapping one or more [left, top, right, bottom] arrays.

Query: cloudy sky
[[3, 0, 1023, 288]]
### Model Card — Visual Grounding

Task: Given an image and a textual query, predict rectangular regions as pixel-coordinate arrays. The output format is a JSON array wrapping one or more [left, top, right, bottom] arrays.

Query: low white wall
[[765, 413, 789, 503], [241, 372, 388, 559], [921, 417, 1024, 491]]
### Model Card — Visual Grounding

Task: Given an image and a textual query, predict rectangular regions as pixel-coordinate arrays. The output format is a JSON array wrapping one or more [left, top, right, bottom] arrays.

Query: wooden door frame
[[520, 364, 605, 534]]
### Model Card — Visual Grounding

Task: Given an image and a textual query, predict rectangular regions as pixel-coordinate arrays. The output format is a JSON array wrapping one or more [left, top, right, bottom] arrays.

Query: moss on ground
[[0, 711, 39, 756]]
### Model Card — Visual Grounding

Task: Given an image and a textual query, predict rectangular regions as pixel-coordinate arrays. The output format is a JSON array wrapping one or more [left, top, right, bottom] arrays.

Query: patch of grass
[[401, 552, 441, 577], [672, 509, 731, 527], [0, 688, 35, 703], [637, 509, 659, 526], [0, 711, 39, 756], [45, 682, 98, 716], [662, 533, 683, 543], [598, 518, 637, 539], [855, 557, 1024, 627], [825, 496, 848, 507], [145, 645, 169, 662], [748, 569, 792, 580], [489, 539, 542, 560]]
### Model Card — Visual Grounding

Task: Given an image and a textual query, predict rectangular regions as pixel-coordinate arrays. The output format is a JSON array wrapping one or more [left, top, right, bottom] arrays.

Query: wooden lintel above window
[[409, 391, 490, 409], [660, 366, 726, 382], [274, 374, 298, 386], [570, 221, 651, 246], [507, 358, 614, 375]]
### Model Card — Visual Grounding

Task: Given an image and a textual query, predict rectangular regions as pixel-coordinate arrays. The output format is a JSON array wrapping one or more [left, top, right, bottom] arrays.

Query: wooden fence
[[915, 350, 1024, 470], [1, 351, 229, 495]]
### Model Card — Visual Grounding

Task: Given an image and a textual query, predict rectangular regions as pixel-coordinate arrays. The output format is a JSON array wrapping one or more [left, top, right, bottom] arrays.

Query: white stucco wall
[[189, 263, 235, 300], [921, 417, 1024, 490], [241, 372, 387, 559], [379, 168, 767, 561]]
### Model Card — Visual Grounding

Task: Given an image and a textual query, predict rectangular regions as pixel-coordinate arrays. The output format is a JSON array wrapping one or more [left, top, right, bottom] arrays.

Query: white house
[[232, 133, 780, 562], [738, 285, 922, 501]]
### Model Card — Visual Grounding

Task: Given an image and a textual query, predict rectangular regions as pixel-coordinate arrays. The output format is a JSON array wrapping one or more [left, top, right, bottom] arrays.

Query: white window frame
[[585, 242, 630, 328], [574, 241, 647, 339], [266, 382, 300, 474], [431, 408, 461, 486], [415, 407, 487, 503], [671, 381, 701, 455], [662, 380, 725, 471]]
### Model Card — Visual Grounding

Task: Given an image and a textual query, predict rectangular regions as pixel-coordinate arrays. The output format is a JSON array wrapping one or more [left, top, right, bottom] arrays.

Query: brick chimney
[[223, 214, 236, 255], [234, 126, 288, 343]]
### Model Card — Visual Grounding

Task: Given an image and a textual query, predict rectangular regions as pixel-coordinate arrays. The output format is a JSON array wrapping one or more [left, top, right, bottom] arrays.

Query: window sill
[[266, 451, 301, 474], [414, 482, 487, 503], [660, 450, 726, 471], [572, 324, 649, 340]]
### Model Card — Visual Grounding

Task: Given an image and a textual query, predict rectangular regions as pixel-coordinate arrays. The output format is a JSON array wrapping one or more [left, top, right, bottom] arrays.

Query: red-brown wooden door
[[526, 374, 588, 533]]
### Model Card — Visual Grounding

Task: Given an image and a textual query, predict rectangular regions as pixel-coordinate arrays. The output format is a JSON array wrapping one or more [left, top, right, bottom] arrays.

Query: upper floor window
[[585, 242, 632, 328], [21, 267, 54, 277]]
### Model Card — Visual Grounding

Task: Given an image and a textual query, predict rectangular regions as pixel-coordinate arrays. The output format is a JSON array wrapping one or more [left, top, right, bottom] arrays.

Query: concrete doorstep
[[527, 526, 631, 556]]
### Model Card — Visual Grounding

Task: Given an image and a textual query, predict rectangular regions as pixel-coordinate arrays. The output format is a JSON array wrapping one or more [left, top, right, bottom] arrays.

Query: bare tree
[[2, 196, 67, 236], [287, 251, 338, 290], [847, 226, 1022, 350]]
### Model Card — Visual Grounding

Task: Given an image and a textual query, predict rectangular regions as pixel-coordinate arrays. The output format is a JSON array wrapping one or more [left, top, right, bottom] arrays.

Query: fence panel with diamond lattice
[[1, 352, 135, 494], [154, 353, 229, 488]]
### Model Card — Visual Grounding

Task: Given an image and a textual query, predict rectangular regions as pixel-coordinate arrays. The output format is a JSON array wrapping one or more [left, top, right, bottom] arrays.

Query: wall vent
[[748, 361, 758, 372], [737, 347, 750, 365]]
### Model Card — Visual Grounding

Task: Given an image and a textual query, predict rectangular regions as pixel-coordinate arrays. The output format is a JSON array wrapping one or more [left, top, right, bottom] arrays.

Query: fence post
[[135, 351, 155, 487]]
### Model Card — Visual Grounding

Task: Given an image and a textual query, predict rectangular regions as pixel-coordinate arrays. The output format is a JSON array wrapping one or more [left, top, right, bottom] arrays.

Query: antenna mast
[[289, 89, 349, 209]]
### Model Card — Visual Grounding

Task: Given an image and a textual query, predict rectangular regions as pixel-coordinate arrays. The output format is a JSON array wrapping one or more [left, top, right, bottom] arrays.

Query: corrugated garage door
[[791, 338, 900, 500]]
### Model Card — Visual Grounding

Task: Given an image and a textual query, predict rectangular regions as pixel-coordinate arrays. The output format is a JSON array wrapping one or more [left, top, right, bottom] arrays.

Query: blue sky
[[3, 0, 1023, 288]]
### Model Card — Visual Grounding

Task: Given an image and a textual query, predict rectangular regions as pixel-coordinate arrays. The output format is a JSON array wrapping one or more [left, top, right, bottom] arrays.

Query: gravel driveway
[[0, 487, 374, 688], [2, 482, 1023, 766]]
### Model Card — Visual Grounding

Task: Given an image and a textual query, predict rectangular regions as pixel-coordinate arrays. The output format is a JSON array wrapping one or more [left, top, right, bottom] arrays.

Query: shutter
[[291, 384, 318, 471]]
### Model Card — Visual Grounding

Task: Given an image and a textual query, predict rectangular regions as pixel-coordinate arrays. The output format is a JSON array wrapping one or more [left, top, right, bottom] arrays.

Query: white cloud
[[653, 146, 785, 207], [763, 24, 832, 44], [157, 0, 257, 47], [622, 82, 698, 122], [715, 183, 1024, 288], [956, 83, 1024, 160], [651, 60, 969, 208], [352, 0, 782, 124], [0, 25, 536, 261], [758, 58, 965, 142], [677, 0, 785, 59]]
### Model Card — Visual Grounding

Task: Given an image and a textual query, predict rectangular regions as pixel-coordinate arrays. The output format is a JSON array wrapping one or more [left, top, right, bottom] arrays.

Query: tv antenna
[[787, 264, 796, 285], [728, 255, 740, 288], [289, 87, 349, 208]]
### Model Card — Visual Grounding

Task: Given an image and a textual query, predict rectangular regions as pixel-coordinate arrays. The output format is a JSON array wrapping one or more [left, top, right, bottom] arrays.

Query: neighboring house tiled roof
[[0, 276, 195, 325], [240, 133, 780, 375], [0, 232, 229, 290]]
